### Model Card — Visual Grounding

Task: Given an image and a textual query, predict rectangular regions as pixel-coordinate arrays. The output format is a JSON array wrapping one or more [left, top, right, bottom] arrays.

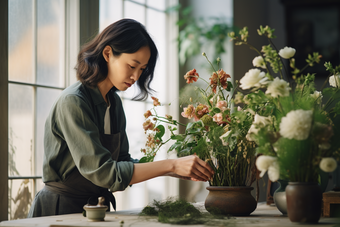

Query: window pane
[[9, 85, 34, 177], [8, 179, 40, 220], [123, 99, 148, 159], [124, 1, 145, 24], [37, 0, 65, 87], [8, 0, 34, 83], [130, 0, 145, 4], [147, 10, 166, 102], [35, 88, 62, 176], [147, 0, 166, 11], [99, 0, 123, 31]]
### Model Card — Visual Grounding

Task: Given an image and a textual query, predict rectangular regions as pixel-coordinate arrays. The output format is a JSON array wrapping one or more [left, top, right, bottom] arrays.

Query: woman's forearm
[[129, 155, 214, 185], [129, 159, 175, 185]]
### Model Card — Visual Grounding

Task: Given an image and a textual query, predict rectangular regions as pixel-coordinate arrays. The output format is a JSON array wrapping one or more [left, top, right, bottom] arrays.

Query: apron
[[28, 88, 123, 217]]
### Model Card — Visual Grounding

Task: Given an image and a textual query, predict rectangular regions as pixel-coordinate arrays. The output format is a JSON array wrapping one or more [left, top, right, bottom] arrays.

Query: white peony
[[246, 114, 272, 141], [279, 109, 313, 140], [279, 46, 296, 59], [310, 91, 323, 104], [329, 74, 340, 88], [240, 69, 268, 90], [265, 77, 291, 98], [319, 157, 337, 172], [256, 155, 277, 177], [267, 160, 280, 182], [252, 56, 266, 69]]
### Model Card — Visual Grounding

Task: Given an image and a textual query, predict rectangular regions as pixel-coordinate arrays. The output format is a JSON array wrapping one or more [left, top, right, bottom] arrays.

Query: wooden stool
[[323, 191, 340, 217]]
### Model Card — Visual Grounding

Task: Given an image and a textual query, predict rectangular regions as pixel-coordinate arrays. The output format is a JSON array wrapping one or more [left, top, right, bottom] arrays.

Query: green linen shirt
[[42, 81, 135, 192]]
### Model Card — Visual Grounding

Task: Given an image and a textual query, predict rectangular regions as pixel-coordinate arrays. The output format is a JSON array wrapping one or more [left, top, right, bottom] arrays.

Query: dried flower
[[151, 97, 161, 106], [144, 110, 152, 118], [181, 105, 195, 119], [143, 119, 155, 131], [184, 69, 199, 84]]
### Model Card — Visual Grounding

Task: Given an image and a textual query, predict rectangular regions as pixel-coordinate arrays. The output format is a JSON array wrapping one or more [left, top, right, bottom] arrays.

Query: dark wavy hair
[[75, 18, 158, 100]]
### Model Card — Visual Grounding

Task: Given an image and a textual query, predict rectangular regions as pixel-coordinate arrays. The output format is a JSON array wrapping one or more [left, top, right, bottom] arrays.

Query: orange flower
[[218, 69, 231, 90], [184, 69, 199, 84], [143, 119, 155, 131], [209, 69, 231, 93], [181, 105, 195, 119], [151, 97, 161, 106], [195, 104, 209, 119], [144, 110, 152, 118]]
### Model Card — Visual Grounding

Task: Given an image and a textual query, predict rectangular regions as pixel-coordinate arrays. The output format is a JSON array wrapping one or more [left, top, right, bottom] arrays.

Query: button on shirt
[[42, 81, 136, 192]]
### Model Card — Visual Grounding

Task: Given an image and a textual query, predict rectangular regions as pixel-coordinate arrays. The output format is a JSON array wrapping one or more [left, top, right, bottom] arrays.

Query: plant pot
[[286, 182, 322, 223], [273, 179, 288, 215], [205, 186, 257, 216]]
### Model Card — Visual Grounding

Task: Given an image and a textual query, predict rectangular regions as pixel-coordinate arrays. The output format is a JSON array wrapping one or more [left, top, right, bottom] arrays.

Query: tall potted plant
[[228, 25, 340, 223], [140, 54, 258, 216]]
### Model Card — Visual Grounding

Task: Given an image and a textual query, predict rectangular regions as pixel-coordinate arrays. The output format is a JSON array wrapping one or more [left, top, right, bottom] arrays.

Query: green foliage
[[229, 25, 340, 183], [171, 4, 235, 66]]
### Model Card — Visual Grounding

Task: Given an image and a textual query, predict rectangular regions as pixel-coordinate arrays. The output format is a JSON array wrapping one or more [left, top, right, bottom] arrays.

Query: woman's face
[[103, 45, 151, 91]]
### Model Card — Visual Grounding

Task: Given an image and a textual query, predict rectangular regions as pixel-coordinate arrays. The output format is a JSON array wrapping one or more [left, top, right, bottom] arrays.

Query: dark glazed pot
[[286, 182, 322, 223], [273, 179, 288, 215], [205, 186, 257, 216]]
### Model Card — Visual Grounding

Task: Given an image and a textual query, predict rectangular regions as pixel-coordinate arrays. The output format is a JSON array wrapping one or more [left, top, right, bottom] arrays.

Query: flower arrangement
[[140, 55, 258, 187], [228, 25, 340, 183]]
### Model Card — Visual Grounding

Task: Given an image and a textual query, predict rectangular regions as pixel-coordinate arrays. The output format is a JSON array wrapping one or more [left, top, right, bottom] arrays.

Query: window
[[7, 0, 78, 219], [5, 0, 178, 219], [99, 0, 179, 210]]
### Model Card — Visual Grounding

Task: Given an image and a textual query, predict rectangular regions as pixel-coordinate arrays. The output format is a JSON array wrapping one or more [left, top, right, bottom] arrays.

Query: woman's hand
[[130, 155, 214, 185], [171, 155, 214, 182]]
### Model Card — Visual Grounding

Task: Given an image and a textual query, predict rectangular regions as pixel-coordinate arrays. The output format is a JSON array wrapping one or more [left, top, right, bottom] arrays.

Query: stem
[[245, 43, 273, 77], [268, 38, 289, 82], [320, 72, 333, 91]]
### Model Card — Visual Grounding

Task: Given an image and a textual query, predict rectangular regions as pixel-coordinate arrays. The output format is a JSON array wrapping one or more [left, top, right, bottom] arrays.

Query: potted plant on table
[[228, 25, 340, 223], [140, 54, 259, 216]]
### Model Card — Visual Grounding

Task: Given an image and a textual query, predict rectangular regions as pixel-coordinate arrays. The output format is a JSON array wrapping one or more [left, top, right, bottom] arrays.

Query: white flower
[[252, 56, 266, 69], [329, 74, 340, 88], [279, 109, 313, 140], [319, 157, 337, 172], [265, 77, 291, 98], [279, 46, 296, 59], [267, 160, 280, 182], [246, 114, 272, 141], [240, 69, 268, 90], [256, 155, 277, 177], [220, 131, 231, 146], [310, 91, 323, 104]]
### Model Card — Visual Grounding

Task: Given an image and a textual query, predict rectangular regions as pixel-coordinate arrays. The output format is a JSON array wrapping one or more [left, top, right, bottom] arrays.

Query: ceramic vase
[[205, 186, 257, 216], [273, 179, 288, 215], [286, 182, 322, 223]]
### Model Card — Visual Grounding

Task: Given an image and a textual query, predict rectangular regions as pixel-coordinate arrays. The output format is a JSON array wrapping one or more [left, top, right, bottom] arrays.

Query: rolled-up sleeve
[[54, 94, 134, 191]]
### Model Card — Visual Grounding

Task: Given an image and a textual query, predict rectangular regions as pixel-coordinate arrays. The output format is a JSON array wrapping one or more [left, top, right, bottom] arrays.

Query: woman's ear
[[102, 45, 111, 62]]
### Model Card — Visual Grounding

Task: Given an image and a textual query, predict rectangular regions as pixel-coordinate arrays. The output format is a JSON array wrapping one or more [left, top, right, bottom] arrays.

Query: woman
[[28, 18, 214, 217]]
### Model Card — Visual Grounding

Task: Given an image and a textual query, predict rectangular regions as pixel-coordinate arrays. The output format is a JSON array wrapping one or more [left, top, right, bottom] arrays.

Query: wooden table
[[1, 202, 340, 227]]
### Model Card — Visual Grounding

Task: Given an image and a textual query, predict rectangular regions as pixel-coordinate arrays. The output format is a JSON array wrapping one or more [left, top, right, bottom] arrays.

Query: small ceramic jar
[[83, 197, 108, 221]]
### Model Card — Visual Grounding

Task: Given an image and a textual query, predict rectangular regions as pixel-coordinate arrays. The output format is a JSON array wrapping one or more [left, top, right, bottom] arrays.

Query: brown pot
[[205, 186, 257, 216], [286, 182, 322, 223]]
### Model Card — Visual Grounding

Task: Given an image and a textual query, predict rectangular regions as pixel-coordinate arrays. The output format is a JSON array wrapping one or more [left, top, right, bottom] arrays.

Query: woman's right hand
[[172, 155, 214, 182]]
